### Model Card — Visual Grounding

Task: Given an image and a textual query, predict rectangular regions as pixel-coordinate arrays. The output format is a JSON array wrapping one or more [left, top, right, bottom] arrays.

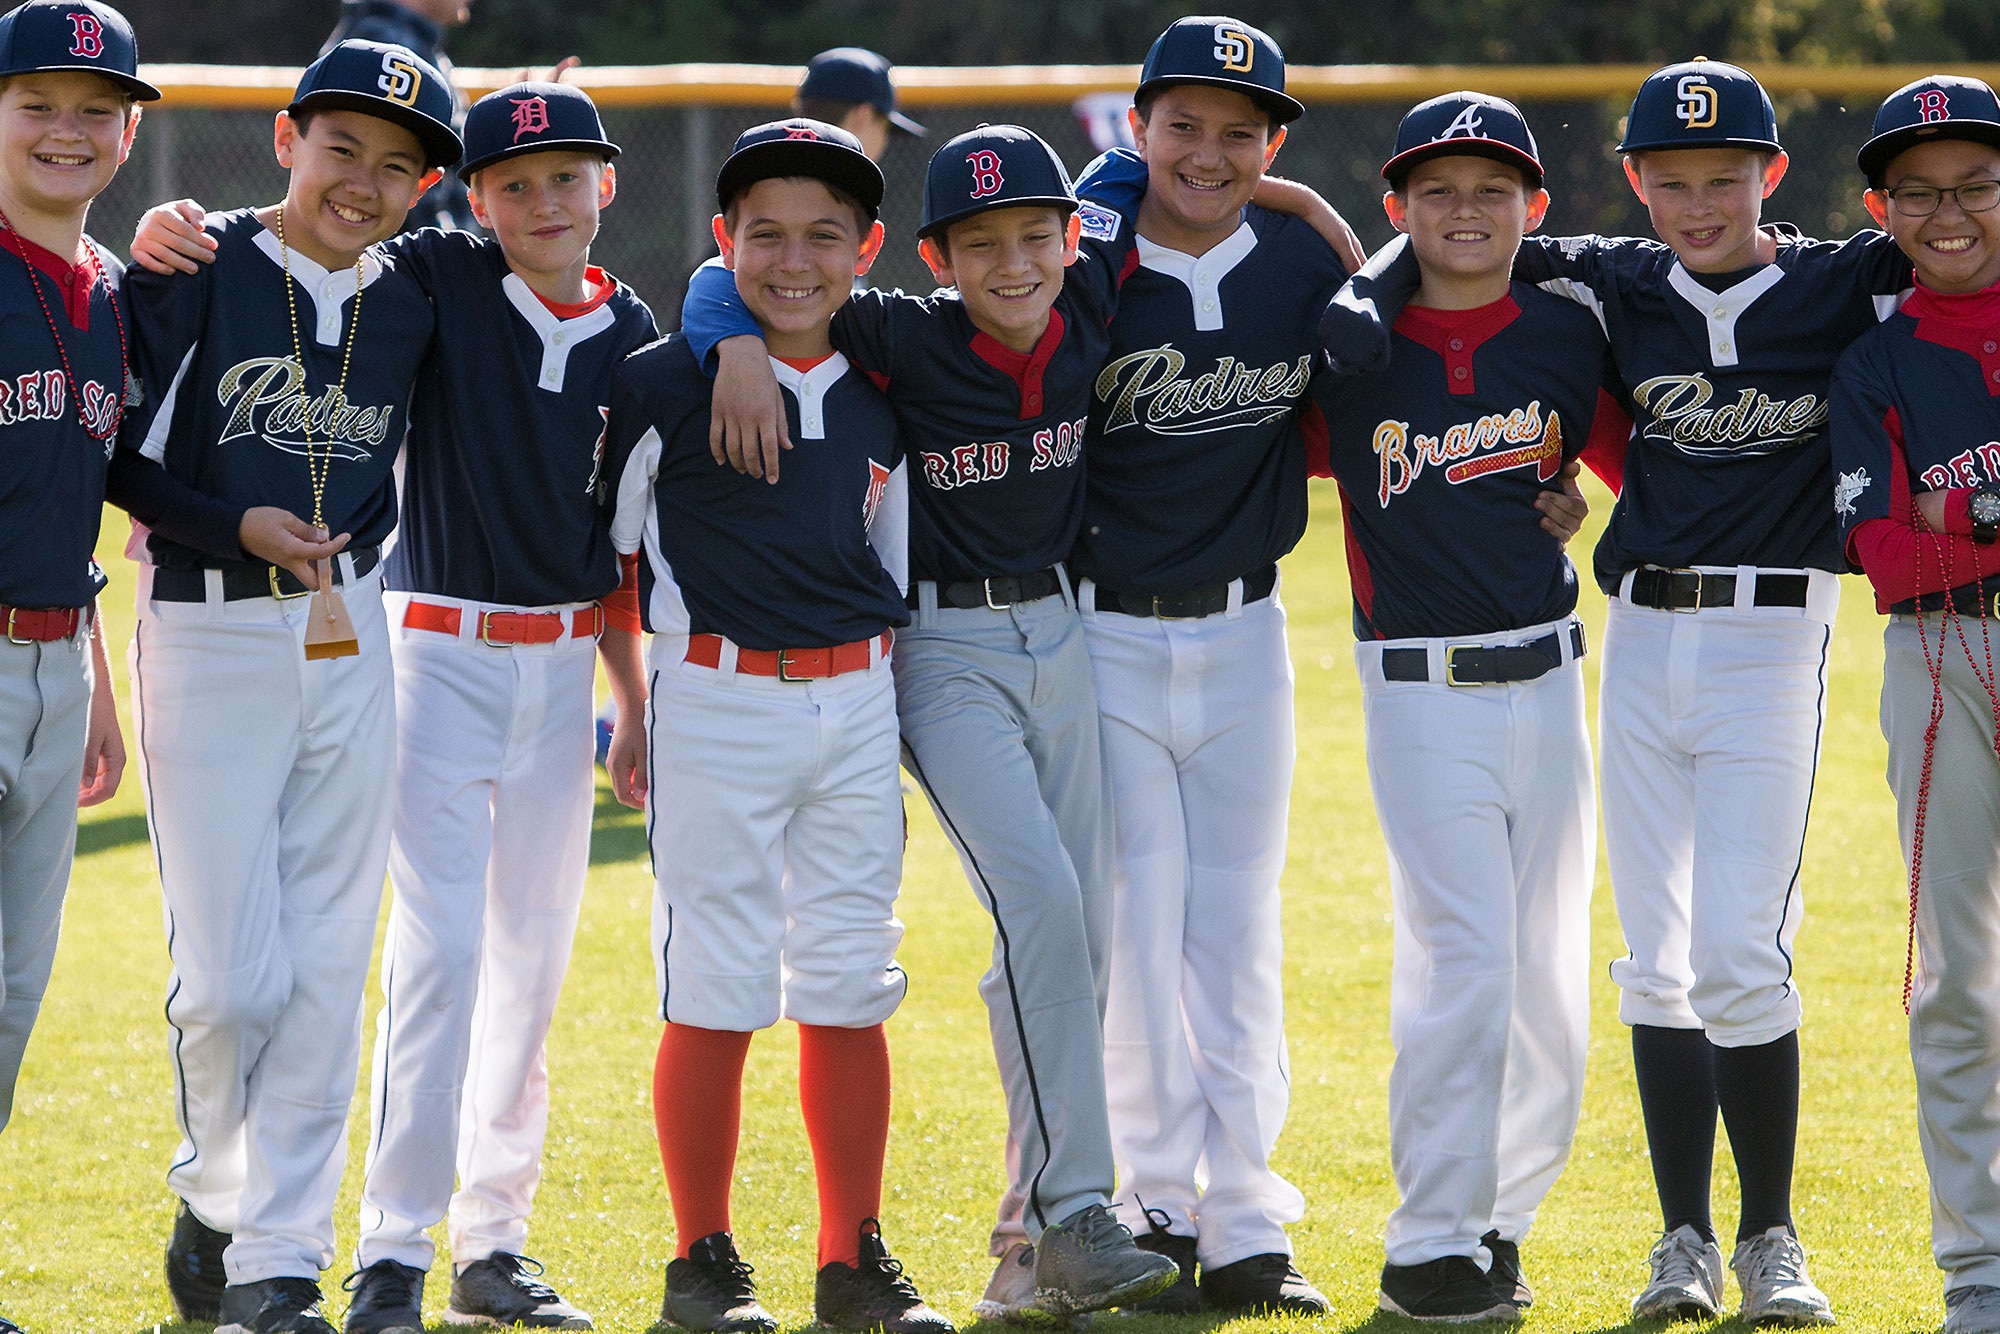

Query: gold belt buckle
[[1444, 643, 1481, 687], [268, 566, 309, 600], [5, 608, 27, 645]]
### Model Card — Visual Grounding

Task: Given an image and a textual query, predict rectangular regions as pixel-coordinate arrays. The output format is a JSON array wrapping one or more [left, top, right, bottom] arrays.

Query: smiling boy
[[1828, 75, 2000, 1334], [104, 39, 458, 1334]]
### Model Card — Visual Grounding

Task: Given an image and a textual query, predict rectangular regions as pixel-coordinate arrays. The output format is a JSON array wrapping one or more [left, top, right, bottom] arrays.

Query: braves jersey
[[118, 208, 435, 573], [1831, 281, 2000, 613], [1309, 283, 1628, 641], [680, 237, 1134, 584], [0, 233, 125, 608], [1070, 155, 1349, 593], [380, 230, 656, 605], [602, 335, 908, 650]]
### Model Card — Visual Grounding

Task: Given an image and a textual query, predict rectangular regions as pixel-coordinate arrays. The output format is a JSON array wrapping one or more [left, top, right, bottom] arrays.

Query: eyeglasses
[[1880, 179, 2000, 216]]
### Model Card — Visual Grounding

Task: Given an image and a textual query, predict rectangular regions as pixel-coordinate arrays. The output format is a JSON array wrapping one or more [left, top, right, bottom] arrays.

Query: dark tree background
[[119, 0, 2000, 68]]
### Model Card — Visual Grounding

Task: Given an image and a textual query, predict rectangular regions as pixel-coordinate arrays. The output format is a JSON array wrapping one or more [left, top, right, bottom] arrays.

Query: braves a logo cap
[[0, 0, 157, 100], [797, 47, 925, 138], [1858, 76, 2000, 184], [920, 124, 1076, 239], [1382, 91, 1543, 189], [1136, 15, 1304, 125], [289, 39, 461, 169], [715, 117, 885, 216], [1617, 58, 1780, 155], [460, 81, 618, 178]]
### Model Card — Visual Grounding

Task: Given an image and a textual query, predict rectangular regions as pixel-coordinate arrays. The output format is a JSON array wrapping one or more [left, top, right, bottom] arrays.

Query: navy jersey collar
[[1135, 222, 1256, 331]]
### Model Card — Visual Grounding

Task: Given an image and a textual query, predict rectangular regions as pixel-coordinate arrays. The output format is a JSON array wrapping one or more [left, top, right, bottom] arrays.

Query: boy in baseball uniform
[[0, 3, 148, 1328], [601, 119, 947, 1334], [1830, 75, 2000, 1334], [1329, 57, 1913, 1327], [129, 80, 654, 1334], [1313, 93, 1629, 1323], [105, 39, 458, 1334]]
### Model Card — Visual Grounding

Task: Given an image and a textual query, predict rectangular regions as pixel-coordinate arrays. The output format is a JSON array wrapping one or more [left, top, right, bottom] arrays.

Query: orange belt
[[2, 605, 83, 643], [402, 601, 602, 645], [684, 631, 892, 681]]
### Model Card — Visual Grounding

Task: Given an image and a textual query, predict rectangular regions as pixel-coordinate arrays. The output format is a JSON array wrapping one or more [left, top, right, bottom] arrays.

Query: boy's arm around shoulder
[[1320, 233, 1418, 375], [1251, 176, 1366, 275]]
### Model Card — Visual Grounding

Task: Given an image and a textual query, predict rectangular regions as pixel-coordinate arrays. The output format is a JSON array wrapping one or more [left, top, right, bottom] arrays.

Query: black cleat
[[1199, 1252, 1330, 1316], [1127, 1210, 1199, 1316], [166, 1197, 232, 1324], [1378, 1256, 1519, 1324], [217, 1277, 337, 1334], [1481, 1231, 1533, 1310], [661, 1232, 777, 1333], [340, 1259, 424, 1334], [450, 1252, 593, 1328], [815, 1220, 954, 1333]]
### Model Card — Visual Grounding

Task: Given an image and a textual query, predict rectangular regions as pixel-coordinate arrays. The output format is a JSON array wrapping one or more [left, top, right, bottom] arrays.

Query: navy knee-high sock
[[1715, 1031, 1800, 1243], [1632, 1024, 1719, 1243]]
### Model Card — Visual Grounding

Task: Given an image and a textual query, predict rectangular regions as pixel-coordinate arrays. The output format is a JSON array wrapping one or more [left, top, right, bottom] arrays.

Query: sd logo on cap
[[1135, 15, 1303, 125]]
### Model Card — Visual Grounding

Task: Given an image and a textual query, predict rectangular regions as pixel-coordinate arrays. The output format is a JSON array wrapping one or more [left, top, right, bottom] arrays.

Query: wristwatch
[[1972, 489, 2000, 545]]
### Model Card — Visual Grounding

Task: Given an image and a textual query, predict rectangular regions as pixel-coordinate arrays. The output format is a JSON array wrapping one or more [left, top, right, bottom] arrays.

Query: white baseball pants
[[130, 562, 395, 1283], [356, 594, 599, 1271], [1357, 619, 1594, 1267], [1084, 584, 1305, 1269]]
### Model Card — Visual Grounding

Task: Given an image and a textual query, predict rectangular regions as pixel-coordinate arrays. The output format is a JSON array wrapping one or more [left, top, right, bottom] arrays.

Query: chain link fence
[[88, 83, 1896, 323]]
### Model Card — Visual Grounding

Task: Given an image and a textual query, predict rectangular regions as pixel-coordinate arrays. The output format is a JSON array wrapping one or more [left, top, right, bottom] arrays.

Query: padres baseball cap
[[0, 0, 157, 100], [1617, 58, 1780, 155], [715, 117, 885, 217], [920, 125, 1077, 239], [797, 48, 925, 138], [288, 39, 462, 169], [460, 81, 619, 178], [1858, 76, 2000, 185], [1382, 92, 1543, 190], [1134, 15, 1304, 126]]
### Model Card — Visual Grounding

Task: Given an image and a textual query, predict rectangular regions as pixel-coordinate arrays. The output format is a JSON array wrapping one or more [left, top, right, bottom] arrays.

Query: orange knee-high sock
[[798, 1022, 891, 1267], [654, 1022, 754, 1258]]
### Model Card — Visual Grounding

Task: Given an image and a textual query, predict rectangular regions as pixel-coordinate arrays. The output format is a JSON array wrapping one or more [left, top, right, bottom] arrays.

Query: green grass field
[[0, 485, 1944, 1332]]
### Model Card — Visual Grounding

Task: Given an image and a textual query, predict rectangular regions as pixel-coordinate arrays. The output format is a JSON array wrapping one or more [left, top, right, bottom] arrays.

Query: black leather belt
[[1095, 564, 1278, 619], [1627, 566, 1809, 612], [150, 547, 381, 603], [912, 567, 1061, 610], [1381, 622, 1587, 686]]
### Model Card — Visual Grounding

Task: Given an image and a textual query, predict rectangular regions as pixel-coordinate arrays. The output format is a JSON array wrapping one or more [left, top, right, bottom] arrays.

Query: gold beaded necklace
[[273, 203, 363, 536]]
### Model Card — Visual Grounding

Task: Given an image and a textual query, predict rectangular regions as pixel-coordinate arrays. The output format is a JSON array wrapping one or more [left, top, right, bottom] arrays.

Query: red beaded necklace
[[0, 205, 127, 442]]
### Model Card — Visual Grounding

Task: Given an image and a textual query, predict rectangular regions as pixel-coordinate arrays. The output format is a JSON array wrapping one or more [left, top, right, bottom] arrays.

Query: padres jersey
[[1069, 168, 1349, 593], [381, 230, 657, 605], [602, 335, 908, 650], [1831, 281, 2000, 612], [119, 208, 435, 572], [1513, 229, 1910, 589], [680, 237, 1134, 584], [1310, 283, 1629, 641], [0, 233, 125, 609]]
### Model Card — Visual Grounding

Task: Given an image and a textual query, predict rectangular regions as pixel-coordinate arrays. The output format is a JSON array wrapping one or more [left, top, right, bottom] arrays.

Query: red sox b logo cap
[[461, 80, 620, 178], [1858, 75, 2000, 183], [919, 124, 1077, 239], [0, 0, 159, 100]]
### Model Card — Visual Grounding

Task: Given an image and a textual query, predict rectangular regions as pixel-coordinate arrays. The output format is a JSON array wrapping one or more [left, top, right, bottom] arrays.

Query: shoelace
[[690, 1244, 759, 1299], [856, 1220, 921, 1300], [1649, 1234, 1711, 1285], [1138, 1201, 1175, 1238], [1737, 1235, 1805, 1285], [1066, 1205, 1134, 1251], [261, 1276, 328, 1312], [342, 1266, 413, 1301], [492, 1255, 563, 1303]]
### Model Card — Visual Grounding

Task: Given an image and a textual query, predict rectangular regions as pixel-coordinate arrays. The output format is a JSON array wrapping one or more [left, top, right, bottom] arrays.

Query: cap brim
[[889, 109, 926, 137], [460, 137, 620, 179], [1616, 132, 1782, 154], [919, 194, 1077, 238], [3, 62, 159, 100], [1383, 139, 1544, 190], [716, 140, 885, 214], [1859, 121, 2000, 181], [289, 90, 463, 168], [1135, 74, 1304, 124]]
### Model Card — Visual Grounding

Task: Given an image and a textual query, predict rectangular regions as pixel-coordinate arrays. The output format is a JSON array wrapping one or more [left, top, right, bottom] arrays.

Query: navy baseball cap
[[460, 81, 619, 178], [797, 48, 925, 138], [715, 118, 885, 217], [1618, 58, 1780, 154], [1383, 92, 1543, 190], [1858, 76, 2000, 184], [0, 0, 157, 100], [288, 39, 462, 169], [1135, 15, 1304, 125], [920, 125, 1077, 239]]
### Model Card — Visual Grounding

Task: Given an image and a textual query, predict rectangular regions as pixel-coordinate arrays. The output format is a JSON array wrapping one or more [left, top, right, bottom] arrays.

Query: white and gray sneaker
[[1631, 1225, 1725, 1321], [1729, 1227, 1835, 1326], [1945, 1285, 2000, 1334]]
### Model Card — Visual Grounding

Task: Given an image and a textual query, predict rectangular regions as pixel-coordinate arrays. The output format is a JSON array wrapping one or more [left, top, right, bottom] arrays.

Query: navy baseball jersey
[[118, 208, 435, 573], [680, 236, 1134, 584], [381, 229, 657, 605], [1309, 283, 1629, 641], [0, 232, 125, 609], [1831, 282, 2000, 612], [602, 335, 909, 650], [1069, 157, 1349, 593]]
